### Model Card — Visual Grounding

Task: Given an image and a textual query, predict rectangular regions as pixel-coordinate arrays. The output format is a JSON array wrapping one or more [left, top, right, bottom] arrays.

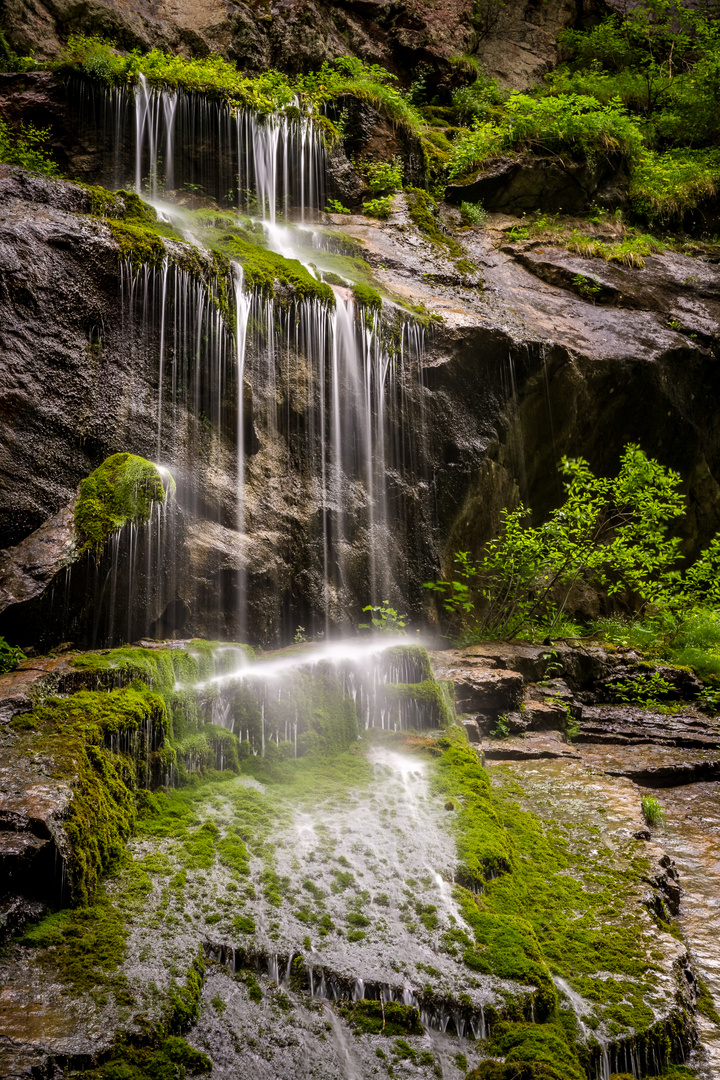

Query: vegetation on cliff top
[[74, 452, 172, 556], [447, 0, 720, 221]]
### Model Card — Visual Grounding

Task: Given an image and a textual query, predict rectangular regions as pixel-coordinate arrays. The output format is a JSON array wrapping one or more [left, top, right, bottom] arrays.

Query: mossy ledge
[[74, 452, 172, 557], [428, 728, 697, 1077], [16, 685, 170, 903]]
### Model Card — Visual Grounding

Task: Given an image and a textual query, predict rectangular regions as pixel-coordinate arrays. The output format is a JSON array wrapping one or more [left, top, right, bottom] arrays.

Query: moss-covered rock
[[29, 686, 170, 903], [481, 1022, 585, 1080], [218, 233, 335, 306], [380, 678, 454, 728], [352, 282, 383, 309], [74, 453, 172, 556]]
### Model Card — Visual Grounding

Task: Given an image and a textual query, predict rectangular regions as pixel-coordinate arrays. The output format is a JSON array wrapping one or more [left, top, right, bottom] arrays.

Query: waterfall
[[72, 76, 325, 214], [68, 74, 434, 643], [133, 259, 429, 640]]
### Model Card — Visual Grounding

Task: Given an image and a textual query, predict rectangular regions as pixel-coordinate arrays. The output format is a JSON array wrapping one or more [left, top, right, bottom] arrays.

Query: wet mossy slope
[[0, 647, 699, 1080]]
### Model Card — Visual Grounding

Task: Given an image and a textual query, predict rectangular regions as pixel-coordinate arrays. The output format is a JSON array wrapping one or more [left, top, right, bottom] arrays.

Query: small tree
[[425, 444, 720, 640]]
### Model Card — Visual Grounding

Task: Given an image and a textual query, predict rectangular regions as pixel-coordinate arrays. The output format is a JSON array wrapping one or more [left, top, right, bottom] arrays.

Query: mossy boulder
[[380, 678, 454, 729], [74, 453, 172, 556]]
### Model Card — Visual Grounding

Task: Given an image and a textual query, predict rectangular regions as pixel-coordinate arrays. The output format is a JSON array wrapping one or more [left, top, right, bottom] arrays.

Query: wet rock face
[[3, 156, 720, 647], [431, 641, 720, 786], [2, 0, 477, 72], [2, 0, 573, 94], [430, 649, 524, 717]]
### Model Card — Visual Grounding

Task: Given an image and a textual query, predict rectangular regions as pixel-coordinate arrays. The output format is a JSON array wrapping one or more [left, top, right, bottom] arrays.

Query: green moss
[[352, 282, 383, 309], [217, 831, 250, 876], [28, 686, 169, 902], [427, 727, 681, 1061], [84, 184, 157, 223], [232, 914, 256, 934], [219, 234, 334, 305], [433, 735, 512, 885], [167, 952, 206, 1031], [241, 970, 263, 1002], [337, 1000, 424, 1036], [468, 1014, 604, 1078], [108, 219, 168, 268], [380, 679, 454, 728], [696, 976, 720, 1025], [182, 821, 219, 870], [74, 453, 171, 556], [18, 892, 127, 992], [63, 958, 211, 1078], [405, 188, 480, 279], [459, 903, 556, 1017]]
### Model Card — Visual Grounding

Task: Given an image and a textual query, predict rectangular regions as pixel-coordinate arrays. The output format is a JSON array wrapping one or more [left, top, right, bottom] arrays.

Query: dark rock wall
[[3, 161, 720, 646], [1, 0, 574, 92]]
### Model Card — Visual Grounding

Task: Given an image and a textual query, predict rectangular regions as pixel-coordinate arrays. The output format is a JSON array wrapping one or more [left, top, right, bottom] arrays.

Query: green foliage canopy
[[426, 445, 720, 640]]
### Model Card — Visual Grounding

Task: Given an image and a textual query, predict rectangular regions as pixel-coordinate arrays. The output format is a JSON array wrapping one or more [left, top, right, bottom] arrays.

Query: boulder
[[446, 155, 622, 215], [429, 649, 524, 716]]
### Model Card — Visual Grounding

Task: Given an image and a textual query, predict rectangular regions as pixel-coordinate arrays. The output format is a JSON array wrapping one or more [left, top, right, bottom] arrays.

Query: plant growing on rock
[[460, 200, 488, 226], [363, 156, 404, 196], [490, 714, 511, 738], [447, 94, 644, 181], [362, 195, 394, 219], [0, 635, 26, 674], [572, 272, 602, 301], [360, 602, 407, 634], [642, 795, 665, 828], [425, 444, 720, 641], [612, 670, 674, 707], [0, 117, 58, 176]]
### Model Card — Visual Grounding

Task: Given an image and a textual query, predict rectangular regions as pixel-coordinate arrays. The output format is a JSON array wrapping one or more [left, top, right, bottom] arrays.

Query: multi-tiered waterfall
[[46, 75, 435, 648]]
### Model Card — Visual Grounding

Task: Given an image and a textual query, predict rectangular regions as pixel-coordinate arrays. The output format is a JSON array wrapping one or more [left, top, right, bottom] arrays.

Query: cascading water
[[112, 253, 431, 643], [65, 72, 433, 645], [71, 75, 325, 214]]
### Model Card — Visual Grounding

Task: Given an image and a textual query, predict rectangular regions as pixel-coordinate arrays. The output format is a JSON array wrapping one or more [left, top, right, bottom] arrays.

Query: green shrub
[[453, 75, 504, 125], [0, 30, 36, 73], [448, 93, 643, 180], [612, 671, 674, 707], [55, 35, 296, 113], [0, 636, 26, 674], [629, 148, 720, 220], [362, 196, 394, 218], [363, 156, 404, 195], [359, 601, 406, 631], [298, 56, 423, 135], [426, 445, 720, 641], [0, 117, 58, 176]]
